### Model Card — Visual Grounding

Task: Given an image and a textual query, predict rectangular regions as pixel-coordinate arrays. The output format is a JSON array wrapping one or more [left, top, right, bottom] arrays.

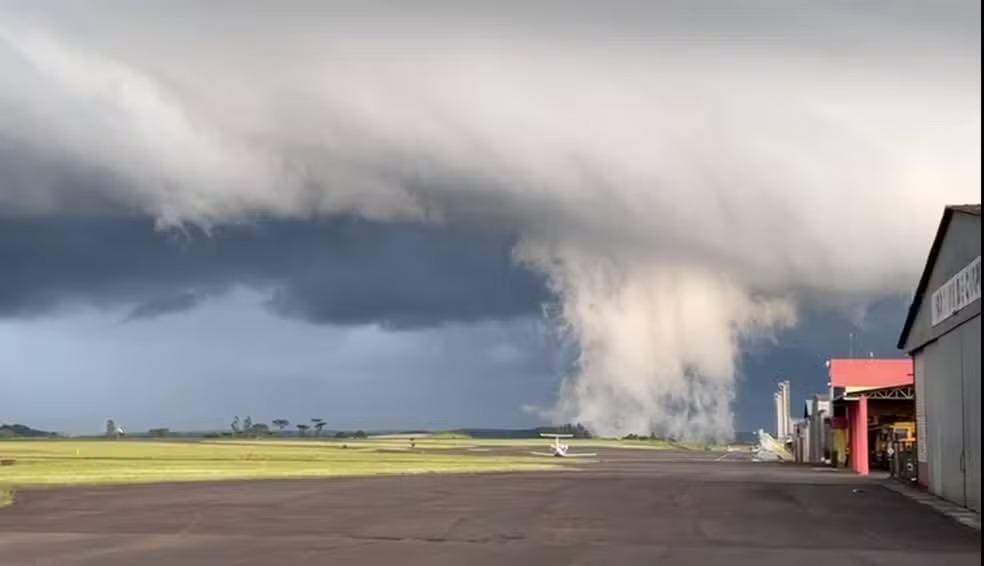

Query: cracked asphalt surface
[[0, 449, 979, 565]]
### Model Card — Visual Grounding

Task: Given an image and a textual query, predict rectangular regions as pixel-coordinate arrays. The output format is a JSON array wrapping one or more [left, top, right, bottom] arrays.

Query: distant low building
[[898, 204, 980, 512], [793, 394, 831, 465]]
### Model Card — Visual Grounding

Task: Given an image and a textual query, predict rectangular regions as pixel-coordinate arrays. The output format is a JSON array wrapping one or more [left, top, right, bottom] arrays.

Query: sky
[[0, 217, 908, 434], [0, 1, 979, 437]]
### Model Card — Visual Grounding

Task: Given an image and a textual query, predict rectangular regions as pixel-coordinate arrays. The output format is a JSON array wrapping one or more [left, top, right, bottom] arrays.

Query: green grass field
[[0, 438, 569, 507], [0, 435, 722, 508]]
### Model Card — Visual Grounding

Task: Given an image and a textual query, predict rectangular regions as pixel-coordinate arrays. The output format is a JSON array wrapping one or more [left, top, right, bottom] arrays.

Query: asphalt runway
[[0, 448, 979, 565]]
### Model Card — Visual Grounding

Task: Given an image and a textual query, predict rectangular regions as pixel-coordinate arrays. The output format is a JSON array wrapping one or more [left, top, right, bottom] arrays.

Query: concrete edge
[[882, 480, 981, 531]]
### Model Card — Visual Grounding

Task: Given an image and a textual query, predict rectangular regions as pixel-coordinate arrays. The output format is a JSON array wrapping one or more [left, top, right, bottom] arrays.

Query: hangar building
[[898, 204, 980, 512]]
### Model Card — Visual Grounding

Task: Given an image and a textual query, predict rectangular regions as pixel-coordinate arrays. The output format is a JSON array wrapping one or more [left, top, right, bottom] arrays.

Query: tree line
[[230, 416, 366, 438]]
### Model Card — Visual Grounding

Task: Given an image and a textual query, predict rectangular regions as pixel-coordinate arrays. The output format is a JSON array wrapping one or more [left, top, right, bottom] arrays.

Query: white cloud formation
[[1, 1, 979, 438]]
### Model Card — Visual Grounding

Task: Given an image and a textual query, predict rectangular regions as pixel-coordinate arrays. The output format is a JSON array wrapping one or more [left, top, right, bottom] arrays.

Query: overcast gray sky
[[1, 1, 978, 437]]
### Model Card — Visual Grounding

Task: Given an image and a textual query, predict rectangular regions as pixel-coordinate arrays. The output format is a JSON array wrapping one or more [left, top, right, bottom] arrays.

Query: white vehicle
[[531, 433, 596, 458]]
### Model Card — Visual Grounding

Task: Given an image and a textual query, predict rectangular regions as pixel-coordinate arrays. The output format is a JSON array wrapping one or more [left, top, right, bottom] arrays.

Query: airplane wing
[[539, 433, 574, 438], [530, 451, 558, 457], [564, 453, 597, 457]]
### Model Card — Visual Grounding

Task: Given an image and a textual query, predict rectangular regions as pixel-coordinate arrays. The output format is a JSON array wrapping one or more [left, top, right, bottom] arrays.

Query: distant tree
[[0, 424, 55, 438], [311, 418, 326, 436], [231, 416, 241, 435], [353, 430, 367, 439], [272, 419, 290, 434], [334, 431, 348, 439], [148, 428, 170, 437], [296, 423, 310, 437], [573, 423, 592, 439], [243, 416, 253, 436], [104, 420, 124, 438]]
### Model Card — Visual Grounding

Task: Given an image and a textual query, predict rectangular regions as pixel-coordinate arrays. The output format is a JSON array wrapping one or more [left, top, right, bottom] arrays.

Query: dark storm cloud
[[0, 216, 550, 328], [124, 291, 203, 321]]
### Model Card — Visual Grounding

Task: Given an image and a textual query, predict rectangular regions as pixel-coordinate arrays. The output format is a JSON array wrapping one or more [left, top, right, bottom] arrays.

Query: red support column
[[848, 403, 858, 472], [847, 398, 870, 475], [857, 396, 869, 475]]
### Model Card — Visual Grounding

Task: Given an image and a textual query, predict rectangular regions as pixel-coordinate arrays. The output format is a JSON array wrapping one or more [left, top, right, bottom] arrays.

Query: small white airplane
[[531, 433, 596, 458]]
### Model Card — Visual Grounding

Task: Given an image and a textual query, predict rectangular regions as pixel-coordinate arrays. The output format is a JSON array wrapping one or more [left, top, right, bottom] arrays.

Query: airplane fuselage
[[531, 433, 594, 458], [551, 440, 569, 457]]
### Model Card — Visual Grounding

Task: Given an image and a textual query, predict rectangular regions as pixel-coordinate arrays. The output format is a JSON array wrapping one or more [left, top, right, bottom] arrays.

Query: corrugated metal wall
[[915, 354, 927, 475], [808, 408, 827, 463], [960, 316, 980, 513], [919, 315, 981, 512], [922, 338, 965, 505]]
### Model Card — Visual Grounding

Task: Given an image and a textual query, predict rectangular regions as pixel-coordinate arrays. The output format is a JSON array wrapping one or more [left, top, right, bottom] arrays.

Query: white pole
[[774, 392, 781, 437], [783, 381, 791, 441]]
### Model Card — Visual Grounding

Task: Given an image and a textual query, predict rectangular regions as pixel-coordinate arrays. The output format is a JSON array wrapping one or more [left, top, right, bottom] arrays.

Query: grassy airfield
[[0, 434, 712, 507], [0, 437, 557, 505]]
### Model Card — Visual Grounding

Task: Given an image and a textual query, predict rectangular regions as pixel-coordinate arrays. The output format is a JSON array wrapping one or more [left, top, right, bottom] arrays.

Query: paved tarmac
[[0, 448, 979, 565]]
